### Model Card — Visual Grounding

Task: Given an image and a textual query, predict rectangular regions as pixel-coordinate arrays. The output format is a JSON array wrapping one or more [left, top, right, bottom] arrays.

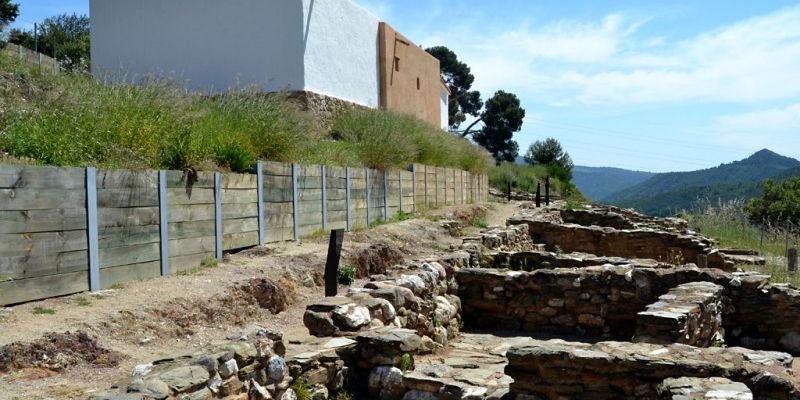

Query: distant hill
[[604, 149, 800, 216], [572, 166, 655, 200]]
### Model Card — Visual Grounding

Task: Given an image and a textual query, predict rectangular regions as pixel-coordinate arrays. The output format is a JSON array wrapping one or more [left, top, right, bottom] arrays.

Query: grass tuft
[[32, 307, 55, 315]]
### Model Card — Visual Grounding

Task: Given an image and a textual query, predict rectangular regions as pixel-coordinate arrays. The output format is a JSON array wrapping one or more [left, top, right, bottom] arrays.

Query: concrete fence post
[[321, 165, 328, 231], [18, 44, 23, 61], [86, 167, 100, 291], [424, 165, 428, 209], [256, 161, 265, 246], [399, 170, 403, 213], [411, 165, 417, 213], [158, 170, 170, 275], [345, 167, 352, 232], [435, 168, 439, 207], [214, 171, 223, 260], [366, 168, 371, 226], [292, 163, 300, 241], [383, 171, 389, 221]]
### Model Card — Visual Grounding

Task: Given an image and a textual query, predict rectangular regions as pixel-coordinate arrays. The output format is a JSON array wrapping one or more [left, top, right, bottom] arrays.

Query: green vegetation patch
[[0, 53, 492, 174]]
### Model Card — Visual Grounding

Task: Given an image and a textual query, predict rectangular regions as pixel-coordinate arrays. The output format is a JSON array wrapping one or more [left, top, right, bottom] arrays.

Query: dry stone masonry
[[505, 339, 797, 399], [633, 281, 725, 347], [94, 202, 800, 400]]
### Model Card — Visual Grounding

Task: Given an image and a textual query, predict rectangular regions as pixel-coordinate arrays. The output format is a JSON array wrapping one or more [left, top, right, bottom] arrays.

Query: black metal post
[[789, 248, 798, 272], [535, 183, 541, 208], [324, 229, 345, 297], [506, 181, 512, 202], [545, 176, 550, 206]]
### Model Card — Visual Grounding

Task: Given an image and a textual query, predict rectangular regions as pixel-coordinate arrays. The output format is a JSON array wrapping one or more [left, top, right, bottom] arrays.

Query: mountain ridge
[[603, 149, 800, 216]]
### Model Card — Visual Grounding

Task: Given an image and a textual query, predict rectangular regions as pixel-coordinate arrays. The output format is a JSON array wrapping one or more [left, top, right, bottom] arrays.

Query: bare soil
[[0, 202, 516, 400]]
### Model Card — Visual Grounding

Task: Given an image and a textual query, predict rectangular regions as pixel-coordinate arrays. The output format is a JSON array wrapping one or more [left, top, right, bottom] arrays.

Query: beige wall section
[[378, 22, 444, 129]]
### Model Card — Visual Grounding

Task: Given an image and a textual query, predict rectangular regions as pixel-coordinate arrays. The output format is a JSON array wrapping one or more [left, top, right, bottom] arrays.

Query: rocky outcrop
[[634, 282, 725, 347], [506, 339, 798, 399]]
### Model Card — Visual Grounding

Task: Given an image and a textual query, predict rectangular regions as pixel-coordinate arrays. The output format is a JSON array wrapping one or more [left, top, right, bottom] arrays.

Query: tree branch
[[460, 117, 483, 137]]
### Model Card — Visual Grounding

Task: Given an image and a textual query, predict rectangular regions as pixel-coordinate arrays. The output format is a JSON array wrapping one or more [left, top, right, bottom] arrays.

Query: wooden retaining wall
[[0, 162, 487, 305]]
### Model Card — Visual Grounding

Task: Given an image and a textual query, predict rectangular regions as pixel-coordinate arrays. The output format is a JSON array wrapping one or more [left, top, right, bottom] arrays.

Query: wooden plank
[[264, 187, 293, 202], [223, 231, 259, 251], [169, 220, 215, 240], [167, 188, 215, 205], [222, 188, 258, 204], [0, 165, 85, 189], [165, 170, 215, 188], [0, 230, 88, 257], [98, 207, 159, 228], [223, 217, 259, 235], [100, 261, 160, 289], [222, 203, 259, 219], [0, 271, 88, 306], [0, 250, 87, 280], [168, 204, 215, 223], [170, 236, 216, 257], [263, 161, 292, 176], [97, 188, 158, 208], [0, 208, 87, 233], [221, 173, 257, 189], [0, 188, 86, 210], [99, 242, 160, 268], [96, 169, 157, 189], [98, 225, 160, 248], [265, 227, 295, 243]]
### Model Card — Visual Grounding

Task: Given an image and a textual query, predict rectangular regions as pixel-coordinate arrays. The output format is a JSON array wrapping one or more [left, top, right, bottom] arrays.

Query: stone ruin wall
[[101, 204, 800, 400]]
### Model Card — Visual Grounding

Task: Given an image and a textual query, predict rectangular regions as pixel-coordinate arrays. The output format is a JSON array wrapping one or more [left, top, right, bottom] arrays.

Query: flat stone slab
[[658, 377, 753, 399], [506, 339, 797, 400]]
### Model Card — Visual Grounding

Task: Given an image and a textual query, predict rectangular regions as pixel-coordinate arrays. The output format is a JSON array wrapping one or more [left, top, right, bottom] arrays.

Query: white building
[[91, 0, 449, 128]]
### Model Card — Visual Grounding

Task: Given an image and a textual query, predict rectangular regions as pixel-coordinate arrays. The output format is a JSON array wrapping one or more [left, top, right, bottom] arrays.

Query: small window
[[395, 57, 400, 72], [417, 77, 421, 90]]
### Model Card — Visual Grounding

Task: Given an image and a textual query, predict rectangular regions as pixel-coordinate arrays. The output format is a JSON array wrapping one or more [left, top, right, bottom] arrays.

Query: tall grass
[[685, 199, 800, 286], [331, 108, 493, 173], [0, 52, 492, 174]]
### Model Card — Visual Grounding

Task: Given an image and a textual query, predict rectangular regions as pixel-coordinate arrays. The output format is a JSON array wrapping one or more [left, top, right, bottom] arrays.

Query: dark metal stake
[[324, 229, 345, 297], [789, 248, 797, 272], [507, 181, 512, 202], [545, 176, 550, 206], [535, 183, 541, 208]]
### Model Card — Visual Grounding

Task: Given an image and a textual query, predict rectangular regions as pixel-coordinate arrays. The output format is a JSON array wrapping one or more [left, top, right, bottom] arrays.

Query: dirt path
[[0, 203, 507, 400]]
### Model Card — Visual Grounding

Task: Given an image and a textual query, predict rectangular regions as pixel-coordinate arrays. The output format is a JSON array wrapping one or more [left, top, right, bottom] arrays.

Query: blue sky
[[10, 1, 800, 172]]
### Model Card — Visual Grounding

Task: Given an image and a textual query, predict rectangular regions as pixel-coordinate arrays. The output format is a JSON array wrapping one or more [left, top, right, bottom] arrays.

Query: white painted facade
[[91, 0, 380, 107], [440, 86, 450, 130]]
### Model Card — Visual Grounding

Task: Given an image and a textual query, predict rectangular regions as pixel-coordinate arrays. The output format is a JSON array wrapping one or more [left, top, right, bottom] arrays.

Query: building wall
[[91, 0, 306, 92], [378, 22, 443, 129], [301, 0, 380, 107], [440, 86, 450, 129]]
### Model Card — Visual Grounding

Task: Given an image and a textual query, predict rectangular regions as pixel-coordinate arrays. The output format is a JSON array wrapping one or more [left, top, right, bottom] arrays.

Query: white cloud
[[422, 4, 800, 107], [717, 103, 800, 132]]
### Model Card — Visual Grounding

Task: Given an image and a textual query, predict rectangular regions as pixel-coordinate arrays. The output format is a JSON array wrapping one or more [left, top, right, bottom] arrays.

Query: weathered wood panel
[[0, 165, 85, 189], [0, 271, 88, 305]]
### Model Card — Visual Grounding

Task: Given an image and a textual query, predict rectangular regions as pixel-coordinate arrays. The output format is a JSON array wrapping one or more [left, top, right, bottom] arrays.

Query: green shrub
[[338, 265, 355, 285], [214, 142, 255, 173], [32, 307, 55, 315], [471, 215, 488, 228], [397, 353, 414, 372]]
